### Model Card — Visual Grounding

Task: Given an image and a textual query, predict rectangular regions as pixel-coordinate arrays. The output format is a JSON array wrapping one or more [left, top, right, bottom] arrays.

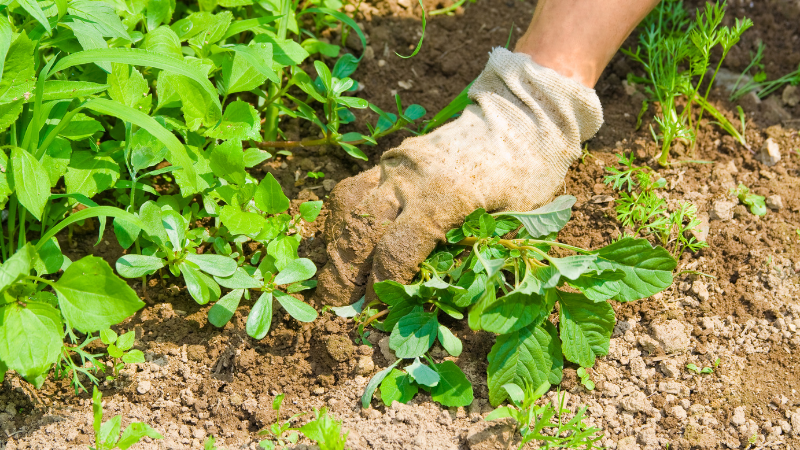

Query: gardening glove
[[315, 47, 603, 306]]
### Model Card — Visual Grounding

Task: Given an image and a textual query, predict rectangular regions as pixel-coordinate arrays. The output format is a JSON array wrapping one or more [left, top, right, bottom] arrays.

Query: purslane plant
[[623, 0, 753, 164], [355, 196, 677, 408]]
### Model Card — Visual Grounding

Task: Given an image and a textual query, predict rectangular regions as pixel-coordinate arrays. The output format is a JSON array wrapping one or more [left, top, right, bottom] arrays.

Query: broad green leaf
[[430, 361, 473, 407], [502, 383, 525, 405], [389, 309, 438, 359], [547, 254, 597, 280], [0, 33, 35, 100], [331, 297, 364, 319], [53, 256, 145, 333], [0, 302, 63, 387], [144, 0, 175, 32], [141, 25, 182, 57], [221, 42, 278, 83], [98, 415, 122, 447], [38, 81, 110, 102], [274, 290, 317, 322], [81, 98, 199, 194], [108, 63, 151, 112], [214, 267, 262, 289], [42, 137, 70, 187], [406, 357, 439, 387], [437, 324, 462, 357], [480, 273, 554, 334], [130, 128, 168, 174], [246, 291, 273, 339], [255, 172, 289, 214], [243, 148, 271, 167], [299, 200, 322, 222], [179, 262, 220, 305], [205, 101, 260, 141], [9, 147, 50, 220], [100, 328, 117, 345], [18, 0, 51, 34], [332, 53, 358, 78], [274, 258, 316, 285], [59, 113, 104, 140], [186, 10, 232, 47], [487, 321, 562, 406], [50, 49, 221, 113], [68, 0, 130, 39], [220, 205, 265, 236], [266, 234, 298, 271], [138, 201, 169, 249], [64, 150, 120, 198], [254, 34, 308, 67], [557, 290, 615, 368], [121, 349, 145, 364], [0, 16, 11, 82], [116, 331, 135, 351], [362, 359, 401, 408], [217, 51, 266, 96], [0, 100, 22, 133], [498, 195, 575, 238], [66, 17, 111, 72], [116, 254, 165, 278], [185, 253, 237, 277], [594, 237, 677, 302], [373, 280, 413, 307], [34, 238, 64, 276], [0, 243, 36, 293], [568, 265, 625, 302], [117, 423, 163, 450], [208, 288, 243, 327], [161, 209, 186, 251], [380, 368, 418, 405], [209, 139, 246, 185]]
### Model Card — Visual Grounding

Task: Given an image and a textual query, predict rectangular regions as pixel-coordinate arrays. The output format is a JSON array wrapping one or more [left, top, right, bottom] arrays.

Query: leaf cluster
[[258, 394, 349, 450], [604, 153, 708, 256], [730, 183, 766, 216], [91, 386, 163, 450], [623, 0, 753, 164], [353, 195, 677, 408]]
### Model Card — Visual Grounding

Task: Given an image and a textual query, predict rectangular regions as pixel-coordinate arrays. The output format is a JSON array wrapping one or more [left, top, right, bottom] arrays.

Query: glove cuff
[[468, 47, 604, 169]]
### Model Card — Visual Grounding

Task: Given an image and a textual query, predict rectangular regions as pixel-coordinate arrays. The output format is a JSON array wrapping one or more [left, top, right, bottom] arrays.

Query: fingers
[[314, 172, 402, 307], [365, 207, 450, 303]]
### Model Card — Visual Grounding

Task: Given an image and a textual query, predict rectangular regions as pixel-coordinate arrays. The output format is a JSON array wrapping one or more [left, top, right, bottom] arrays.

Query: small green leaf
[[0, 244, 36, 293], [214, 267, 262, 289], [184, 253, 237, 278], [9, 147, 50, 220], [116, 254, 165, 278], [116, 331, 135, 351], [430, 361, 473, 407], [389, 309, 438, 359], [498, 195, 575, 238], [274, 258, 316, 285], [209, 139, 246, 186], [548, 255, 597, 280], [100, 328, 118, 345], [246, 292, 273, 339], [122, 349, 145, 365], [205, 101, 261, 141], [299, 200, 323, 222], [407, 357, 439, 387], [557, 290, 615, 368], [179, 262, 220, 305], [437, 324, 462, 357], [362, 360, 400, 408], [254, 173, 290, 214], [266, 235, 298, 272], [209, 289, 243, 328], [380, 368, 418, 405], [274, 290, 317, 322], [116, 422, 163, 450]]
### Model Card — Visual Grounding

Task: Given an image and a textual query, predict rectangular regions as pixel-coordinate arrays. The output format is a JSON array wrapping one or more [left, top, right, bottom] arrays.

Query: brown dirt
[[2, 0, 800, 449]]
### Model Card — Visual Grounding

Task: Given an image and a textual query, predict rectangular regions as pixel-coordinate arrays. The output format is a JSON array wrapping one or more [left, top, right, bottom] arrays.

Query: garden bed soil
[[2, 0, 800, 448]]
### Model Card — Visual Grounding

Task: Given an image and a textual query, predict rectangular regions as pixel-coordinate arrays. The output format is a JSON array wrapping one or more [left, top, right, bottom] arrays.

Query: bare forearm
[[515, 0, 660, 87]]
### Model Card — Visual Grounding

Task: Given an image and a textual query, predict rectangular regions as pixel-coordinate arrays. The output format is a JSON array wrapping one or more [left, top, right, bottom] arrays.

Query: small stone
[[670, 405, 688, 420], [732, 204, 748, 219], [758, 138, 781, 167], [732, 406, 747, 426], [791, 410, 800, 436], [617, 436, 640, 450], [783, 85, 800, 107], [590, 194, 614, 204], [192, 427, 206, 440], [652, 320, 691, 353], [766, 195, 783, 210], [322, 179, 337, 192], [659, 360, 680, 378], [136, 380, 152, 394], [659, 381, 689, 396], [620, 391, 656, 415], [377, 59, 386, 67], [710, 199, 736, 221], [638, 335, 660, 354], [691, 280, 710, 302], [229, 393, 243, 407], [691, 213, 710, 242], [397, 80, 413, 90], [355, 355, 375, 376]]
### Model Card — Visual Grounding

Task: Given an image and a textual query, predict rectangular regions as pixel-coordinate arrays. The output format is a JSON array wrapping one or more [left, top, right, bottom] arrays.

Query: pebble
[[670, 405, 688, 420], [758, 138, 781, 167], [652, 320, 691, 353], [791, 410, 800, 436], [658, 360, 680, 378], [783, 85, 800, 107], [137, 380, 152, 394], [709, 199, 736, 221], [732, 406, 747, 426], [322, 179, 337, 192], [765, 195, 783, 210], [691, 280, 710, 301], [355, 355, 375, 376]]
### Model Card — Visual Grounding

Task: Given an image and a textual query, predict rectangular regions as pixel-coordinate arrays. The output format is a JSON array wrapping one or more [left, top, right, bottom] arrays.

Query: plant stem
[[456, 237, 592, 254], [17, 206, 25, 249], [7, 199, 16, 255], [429, 0, 466, 15]]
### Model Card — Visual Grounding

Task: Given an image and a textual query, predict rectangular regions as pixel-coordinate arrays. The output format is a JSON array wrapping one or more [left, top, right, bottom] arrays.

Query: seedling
[[686, 357, 719, 375], [485, 382, 603, 450], [605, 154, 708, 256], [307, 171, 325, 179], [258, 394, 303, 449], [100, 329, 145, 381], [731, 184, 766, 216], [576, 367, 595, 391], [354, 195, 677, 408], [299, 408, 350, 450], [624, 0, 753, 164], [90, 387, 162, 450]]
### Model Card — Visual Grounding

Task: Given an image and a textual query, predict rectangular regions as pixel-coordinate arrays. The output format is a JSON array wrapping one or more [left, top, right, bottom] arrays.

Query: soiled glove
[[315, 47, 603, 306]]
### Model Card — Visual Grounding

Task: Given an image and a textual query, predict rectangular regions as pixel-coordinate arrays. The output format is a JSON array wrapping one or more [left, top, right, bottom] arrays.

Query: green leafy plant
[[576, 367, 594, 391], [731, 183, 766, 216], [354, 195, 677, 408], [731, 43, 800, 101], [623, 0, 753, 164], [605, 153, 708, 256], [298, 408, 349, 450], [258, 393, 302, 449], [485, 382, 603, 450], [99, 329, 145, 381], [90, 386, 162, 450]]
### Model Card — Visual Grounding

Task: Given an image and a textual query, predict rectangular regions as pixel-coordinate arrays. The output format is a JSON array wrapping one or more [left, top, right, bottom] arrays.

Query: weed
[[258, 394, 302, 449], [604, 153, 708, 256], [90, 386, 162, 450], [100, 329, 145, 381], [623, 0, 753, 164], [731, 43, 800, 101], [485, 382, 603, 450], [307, 171, 326, 179], [352, 195, 678, 409], [259, 395, 350, 450], [731, 183, 766, 216], [576, 367, 595, 391]]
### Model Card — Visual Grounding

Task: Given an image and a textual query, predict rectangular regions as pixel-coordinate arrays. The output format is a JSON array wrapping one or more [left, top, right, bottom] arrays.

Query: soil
[[2, 0, 800, 449]]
